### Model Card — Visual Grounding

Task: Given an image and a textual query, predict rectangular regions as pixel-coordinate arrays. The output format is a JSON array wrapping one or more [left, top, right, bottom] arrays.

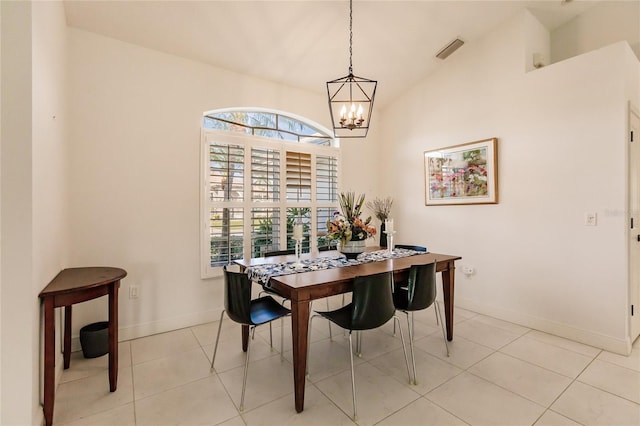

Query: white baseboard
[[67, 299, 632, 356], [455, 297, 632, 355], [70, 308, 223, 352]]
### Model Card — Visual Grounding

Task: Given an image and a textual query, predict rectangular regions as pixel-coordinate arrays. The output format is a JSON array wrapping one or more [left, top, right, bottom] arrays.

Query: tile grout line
[[419, 332, 554, 426], [128, 342, 138, 426], [495, 345, 580, 380], [536, 348, 604, 425], [207, 322, 300, 421], [594, 353, 640, 374], [468, 332, 608, 425], [521, 329, 601, 358]]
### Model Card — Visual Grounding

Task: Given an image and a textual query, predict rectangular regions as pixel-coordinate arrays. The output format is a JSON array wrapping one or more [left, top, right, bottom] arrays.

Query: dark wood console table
[[39, 267, 127, 426]]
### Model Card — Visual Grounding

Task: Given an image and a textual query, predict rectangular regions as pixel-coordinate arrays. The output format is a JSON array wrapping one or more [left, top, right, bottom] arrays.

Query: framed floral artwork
[[424, 138, 498, 205]]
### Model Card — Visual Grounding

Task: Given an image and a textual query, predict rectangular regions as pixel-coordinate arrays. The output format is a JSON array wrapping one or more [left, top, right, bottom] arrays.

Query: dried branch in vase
[[366, 196, 393, 221]]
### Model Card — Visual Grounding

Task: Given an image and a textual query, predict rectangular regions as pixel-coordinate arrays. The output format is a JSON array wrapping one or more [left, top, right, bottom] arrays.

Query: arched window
[[201, 108, 340, 277], [204, 109, 336, 146]]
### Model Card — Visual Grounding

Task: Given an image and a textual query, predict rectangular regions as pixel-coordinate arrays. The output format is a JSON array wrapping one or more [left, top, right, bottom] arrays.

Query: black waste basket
[[79, 321, 109, 358]]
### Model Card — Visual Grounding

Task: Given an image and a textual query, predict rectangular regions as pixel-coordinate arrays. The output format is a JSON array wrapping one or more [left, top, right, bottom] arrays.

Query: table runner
[[247, 248, 422, 286]]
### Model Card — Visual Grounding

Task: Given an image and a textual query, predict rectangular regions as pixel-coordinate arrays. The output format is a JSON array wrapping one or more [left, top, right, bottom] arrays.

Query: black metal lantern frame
[[327, 72, 377, 138], [326, 0, 377, 139]]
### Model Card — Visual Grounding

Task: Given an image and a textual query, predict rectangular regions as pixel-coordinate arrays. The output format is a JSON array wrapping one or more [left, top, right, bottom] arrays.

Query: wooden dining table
[[235, 248, 461, 413]]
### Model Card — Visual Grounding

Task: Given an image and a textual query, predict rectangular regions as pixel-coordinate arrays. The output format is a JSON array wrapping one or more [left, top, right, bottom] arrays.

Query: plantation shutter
[[316, 155, 338, 202], [286, 151, 312, 201], [209, 207, 244, 265], [250, 207, 281, 258], [251, 147, 280, 201], [209, 142, 244, 201]]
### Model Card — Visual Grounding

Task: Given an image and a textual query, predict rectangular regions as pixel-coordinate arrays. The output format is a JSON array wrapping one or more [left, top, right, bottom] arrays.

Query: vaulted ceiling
[[64, 0, 600, 107]]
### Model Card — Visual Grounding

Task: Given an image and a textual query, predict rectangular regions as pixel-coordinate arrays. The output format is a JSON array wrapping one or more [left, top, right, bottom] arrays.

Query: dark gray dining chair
[[393, 262, 449, 385], [306, 271, 411, 421], [392, 244, 441, 328], [210, 266, 291, 410]]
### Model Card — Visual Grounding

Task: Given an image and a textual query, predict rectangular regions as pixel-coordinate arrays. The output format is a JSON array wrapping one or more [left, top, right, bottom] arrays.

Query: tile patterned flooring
[[54, 300, 640, 425]]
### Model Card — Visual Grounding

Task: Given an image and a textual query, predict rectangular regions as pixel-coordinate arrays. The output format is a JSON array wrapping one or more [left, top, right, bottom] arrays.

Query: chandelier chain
[[349, 0, 353, 74], [326, 0, 376, 137]]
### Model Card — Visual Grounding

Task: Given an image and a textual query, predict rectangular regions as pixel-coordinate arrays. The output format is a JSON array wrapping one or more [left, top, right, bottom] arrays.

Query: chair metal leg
[[404, 311, 418, 385], [354, 330, 363, 357], [434, 301, 449, 357], [269, 322, 273, 348], [342, 294, 347, 338], [280, 317, 285, 361], [210, 310, 226, 371], [411, 311, 415, 338], [240, 325, 253, 411], [326, 298, 332, 340], [394, 315, 413, 385], [348, 331, 358, 422], [306, 314, 317, 376]]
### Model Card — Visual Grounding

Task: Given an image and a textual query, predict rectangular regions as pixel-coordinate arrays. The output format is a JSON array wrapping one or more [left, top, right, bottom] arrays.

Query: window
[[201, 109, 340, 277], [204, 110, 333, 145]]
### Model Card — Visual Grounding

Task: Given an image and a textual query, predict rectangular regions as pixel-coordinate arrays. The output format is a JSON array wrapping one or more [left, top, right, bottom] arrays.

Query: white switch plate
[[129, 285, 139, 299], [584, 212, 597, 226]]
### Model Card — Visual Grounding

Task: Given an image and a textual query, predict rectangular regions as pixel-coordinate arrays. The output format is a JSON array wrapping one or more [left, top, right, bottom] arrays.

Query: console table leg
[[108, 283, 119, 392], [43, 298, 55, 426], [64, 305, 72, 369]]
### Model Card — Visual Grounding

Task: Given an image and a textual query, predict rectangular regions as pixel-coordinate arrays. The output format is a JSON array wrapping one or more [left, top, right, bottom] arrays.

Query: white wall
[[1, 2, 36, 424], [1, 1, 3, 417], [0, 1, 69, 423], [67, 28, 380, 342], [380, 11, 639, 354], [32, 0, 71, 397], [552, 0, 640, 63], [524, 8, 550, 71], [33, 2, 70, 289]]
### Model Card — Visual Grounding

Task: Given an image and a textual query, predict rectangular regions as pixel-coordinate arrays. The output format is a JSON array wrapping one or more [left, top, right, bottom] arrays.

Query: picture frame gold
[[424, 138, 498, 205]]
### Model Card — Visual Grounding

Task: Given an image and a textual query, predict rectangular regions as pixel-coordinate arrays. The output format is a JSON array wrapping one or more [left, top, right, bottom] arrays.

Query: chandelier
[[326, 0, 377, 138]]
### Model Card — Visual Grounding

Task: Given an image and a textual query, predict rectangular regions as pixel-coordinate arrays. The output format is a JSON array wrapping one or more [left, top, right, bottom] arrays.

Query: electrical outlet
[[584, 212, 597, 226], [462, 266, 475, 275], [129, 285, 139, 299]]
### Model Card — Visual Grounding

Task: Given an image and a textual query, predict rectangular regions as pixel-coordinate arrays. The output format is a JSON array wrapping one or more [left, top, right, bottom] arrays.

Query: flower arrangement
[[366, 196, 393, 222], [327, 192, 376, 247]]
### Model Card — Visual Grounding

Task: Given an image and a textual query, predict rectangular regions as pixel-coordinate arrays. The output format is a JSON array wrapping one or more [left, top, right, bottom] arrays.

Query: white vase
[[340, 240, 366, 259]]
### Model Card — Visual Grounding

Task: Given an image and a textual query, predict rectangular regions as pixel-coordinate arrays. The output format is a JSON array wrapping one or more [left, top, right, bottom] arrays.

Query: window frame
[[201, 129, 341, 279]]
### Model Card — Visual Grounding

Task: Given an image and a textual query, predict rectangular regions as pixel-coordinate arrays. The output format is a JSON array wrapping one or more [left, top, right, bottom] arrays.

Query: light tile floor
[[54, 301, 640, 426]]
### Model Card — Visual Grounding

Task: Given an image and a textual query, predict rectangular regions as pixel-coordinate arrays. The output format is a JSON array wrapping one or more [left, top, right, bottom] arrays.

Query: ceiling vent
[[435, 38, 465, 60]]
